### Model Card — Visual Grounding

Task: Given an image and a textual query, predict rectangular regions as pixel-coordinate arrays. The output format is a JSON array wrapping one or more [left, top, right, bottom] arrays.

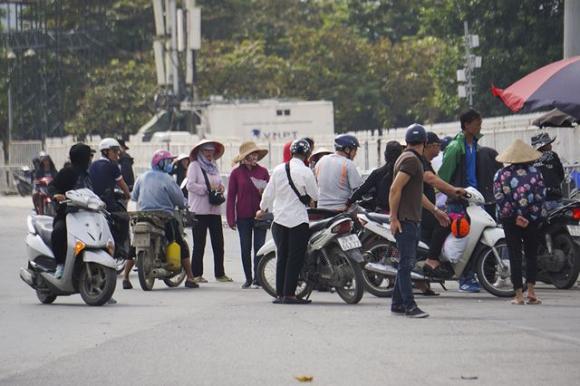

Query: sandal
[[526, 296, 542, 305], [510, 298, 525, 305]]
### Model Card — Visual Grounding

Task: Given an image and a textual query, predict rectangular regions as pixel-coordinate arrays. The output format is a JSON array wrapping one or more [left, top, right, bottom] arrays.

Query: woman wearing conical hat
[[493, 139, 547, 305], [226, 141, 270, 289]]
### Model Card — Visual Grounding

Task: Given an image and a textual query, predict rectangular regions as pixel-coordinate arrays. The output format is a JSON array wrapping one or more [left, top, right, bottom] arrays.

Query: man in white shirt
[[315, 134, 362, 210], [257, 139, 319, 304]]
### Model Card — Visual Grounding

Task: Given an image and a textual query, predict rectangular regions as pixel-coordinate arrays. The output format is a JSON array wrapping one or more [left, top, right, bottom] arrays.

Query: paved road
[[1, 196, 580, 385]]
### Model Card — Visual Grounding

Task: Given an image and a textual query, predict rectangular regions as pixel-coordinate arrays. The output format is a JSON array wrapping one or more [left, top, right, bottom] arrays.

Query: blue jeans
[[392, 221, 421, 310], [237, 218, 267, 283]]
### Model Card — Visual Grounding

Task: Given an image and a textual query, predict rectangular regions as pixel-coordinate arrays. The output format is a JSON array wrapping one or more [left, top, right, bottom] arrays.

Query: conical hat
[[232, 141, 268, 165], [189, 139, 225, 161], [308, 147, 332, 162], [496, 139, 541, 164]]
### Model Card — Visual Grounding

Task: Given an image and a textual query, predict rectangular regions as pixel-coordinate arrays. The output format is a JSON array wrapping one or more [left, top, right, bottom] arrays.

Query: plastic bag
[[441, 234, 469, 264]]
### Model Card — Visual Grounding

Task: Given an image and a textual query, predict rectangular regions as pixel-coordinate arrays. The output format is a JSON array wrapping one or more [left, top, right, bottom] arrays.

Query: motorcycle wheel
[[115, 258, 126, 275], [36, 290, 57, 304], [257, 252, 312, 299], [334, 249, 365, 304], [164, 268, 187, 287], [137, 250, 156, 291], [79, 263, 117, 306], [476, 241, 515, 298], [548, 234, 580, 289], [362, 243, 395, 298]]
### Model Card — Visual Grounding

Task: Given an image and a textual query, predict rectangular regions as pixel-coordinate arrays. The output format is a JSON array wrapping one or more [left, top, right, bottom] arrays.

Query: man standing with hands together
[[389, 124, 450, 318]]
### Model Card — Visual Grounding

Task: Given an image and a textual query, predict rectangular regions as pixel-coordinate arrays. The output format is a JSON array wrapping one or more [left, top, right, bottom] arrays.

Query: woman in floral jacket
[[494, 139, 547, 305]]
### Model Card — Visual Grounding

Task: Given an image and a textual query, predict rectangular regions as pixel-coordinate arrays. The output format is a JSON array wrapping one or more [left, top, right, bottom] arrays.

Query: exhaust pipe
[[19, 268, 35, 288], [365, 263, 427, 281], [151, 268, 172, 277]]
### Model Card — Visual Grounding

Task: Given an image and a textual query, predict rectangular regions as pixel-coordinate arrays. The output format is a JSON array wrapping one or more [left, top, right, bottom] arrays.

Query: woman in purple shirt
[[227, 142, 270, 288], [187, 140, 233, 284]]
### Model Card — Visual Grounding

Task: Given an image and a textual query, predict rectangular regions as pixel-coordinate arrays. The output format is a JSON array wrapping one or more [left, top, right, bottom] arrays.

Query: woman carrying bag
[[187, 140, 233, 283], [493, 139, 547, 305], [227, 142, 270, 289]]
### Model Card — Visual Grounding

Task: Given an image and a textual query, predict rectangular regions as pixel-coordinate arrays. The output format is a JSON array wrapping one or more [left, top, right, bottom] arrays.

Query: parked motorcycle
[[130, 210, 190, 291], [256, 212, 366, 304], [32, 176, 55, 216], [534, 199, 580, 289], [13, 166, 33, 196], [365, 187, 515, 297], [19, 189, 117, 306]]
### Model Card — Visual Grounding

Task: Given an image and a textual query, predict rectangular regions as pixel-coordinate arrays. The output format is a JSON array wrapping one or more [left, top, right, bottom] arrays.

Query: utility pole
[[456, 21, 482, 107], [564, 0, 580, 58]]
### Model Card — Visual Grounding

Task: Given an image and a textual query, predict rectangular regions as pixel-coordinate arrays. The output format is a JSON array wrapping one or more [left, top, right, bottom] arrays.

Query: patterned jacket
[[493, 164, 547, 222]]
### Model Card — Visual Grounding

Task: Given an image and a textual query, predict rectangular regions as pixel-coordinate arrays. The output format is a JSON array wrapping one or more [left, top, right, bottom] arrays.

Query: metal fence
[[2, 112, 579, 195]]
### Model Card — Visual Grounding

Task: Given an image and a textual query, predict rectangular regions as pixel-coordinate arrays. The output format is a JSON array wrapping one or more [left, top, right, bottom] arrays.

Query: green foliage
[[66, 57, 156, 139], [2, 0, 566, 140]]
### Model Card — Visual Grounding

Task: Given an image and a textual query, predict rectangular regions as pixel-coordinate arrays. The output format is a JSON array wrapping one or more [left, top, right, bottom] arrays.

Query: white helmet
[[99, 138, 121, 151]]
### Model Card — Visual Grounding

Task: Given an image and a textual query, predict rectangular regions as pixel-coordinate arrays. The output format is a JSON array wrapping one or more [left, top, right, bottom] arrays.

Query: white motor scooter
[[364, 187, 515, 297], [20, 189, 118, 306]]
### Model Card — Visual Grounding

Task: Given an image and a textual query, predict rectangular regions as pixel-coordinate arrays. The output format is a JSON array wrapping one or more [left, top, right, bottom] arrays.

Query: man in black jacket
[[347, 141, 403, 212], [117, 139, 135, 191], [48, 143, 94, 278], [477, 146, 503, 219], [532, 133, 564, 209]]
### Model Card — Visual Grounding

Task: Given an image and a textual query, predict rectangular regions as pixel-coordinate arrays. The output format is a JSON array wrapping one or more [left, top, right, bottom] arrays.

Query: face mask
[[163, 160, 174, 174]]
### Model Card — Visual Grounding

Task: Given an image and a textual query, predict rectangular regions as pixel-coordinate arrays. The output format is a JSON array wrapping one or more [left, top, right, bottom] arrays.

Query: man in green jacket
[[437, 109, 483, 293]]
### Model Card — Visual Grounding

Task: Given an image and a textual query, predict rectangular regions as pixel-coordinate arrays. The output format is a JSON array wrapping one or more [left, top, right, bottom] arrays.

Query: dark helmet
[[334, 134, 360, 152], [290, 138, 312, 155], [405, 123, 427, 144], [69, 143, 94, 169], [384, 140, 403, 163]]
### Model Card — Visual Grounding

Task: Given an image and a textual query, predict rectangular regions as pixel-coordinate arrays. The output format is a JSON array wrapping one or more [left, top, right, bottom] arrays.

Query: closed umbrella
[[491, 56, 580, 120]]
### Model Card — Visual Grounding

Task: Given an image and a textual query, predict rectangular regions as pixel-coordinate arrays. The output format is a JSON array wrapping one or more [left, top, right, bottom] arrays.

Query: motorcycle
[[534, 199, 580, 288], [256, 212, 366, 304], [19, 189, 118, 306], [13, 166, 33, 196], [365, 187, 515, 297], [32, 176, 55, 216], [130, 210, 191, 291]]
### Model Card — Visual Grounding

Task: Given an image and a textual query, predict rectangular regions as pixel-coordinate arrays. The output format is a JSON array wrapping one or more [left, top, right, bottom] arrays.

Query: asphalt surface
[[1, 196, 580, 385]]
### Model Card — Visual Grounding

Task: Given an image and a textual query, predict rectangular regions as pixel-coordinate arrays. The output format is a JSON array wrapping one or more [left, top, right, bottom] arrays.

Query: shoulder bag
[[200, 169, 225, 206]]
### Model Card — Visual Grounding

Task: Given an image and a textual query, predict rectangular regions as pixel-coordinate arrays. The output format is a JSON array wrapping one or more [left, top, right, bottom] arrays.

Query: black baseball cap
[[117, 139, 129, 150]]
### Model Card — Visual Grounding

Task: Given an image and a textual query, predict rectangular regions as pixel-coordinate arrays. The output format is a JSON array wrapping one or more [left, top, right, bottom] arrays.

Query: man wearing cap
[[421, 132, 466, 280], [532, 132, 564, 209], [389, 124, 449, 318], [117, 139, 135, 191], [48, 143, 94, 279]]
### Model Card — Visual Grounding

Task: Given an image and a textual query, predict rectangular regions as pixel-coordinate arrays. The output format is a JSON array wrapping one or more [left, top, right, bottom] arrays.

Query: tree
[[66, 57, 156, 139]]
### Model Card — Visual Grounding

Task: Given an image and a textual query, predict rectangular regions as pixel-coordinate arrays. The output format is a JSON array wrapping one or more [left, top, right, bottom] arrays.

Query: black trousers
[[427, 223, 451, 261], [502, 219, 540, 290], [51, 215, 67, 266], [191, 215, 225, 277], [271, 222, 309, 297]]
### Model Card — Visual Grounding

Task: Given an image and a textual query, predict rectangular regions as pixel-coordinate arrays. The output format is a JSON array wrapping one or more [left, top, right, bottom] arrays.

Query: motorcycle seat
[[32, 215, 54, 247], [309, 217, 335, 232], [367, 212, 390, 224]]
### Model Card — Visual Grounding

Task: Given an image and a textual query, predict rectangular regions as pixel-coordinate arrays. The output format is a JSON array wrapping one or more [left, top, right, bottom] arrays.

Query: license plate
[[567, 225, 580, 237], [337, 234, 362, 251], [133, 235, 150, 247]]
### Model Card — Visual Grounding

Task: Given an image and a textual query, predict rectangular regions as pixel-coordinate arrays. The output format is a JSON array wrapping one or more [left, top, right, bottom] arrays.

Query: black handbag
[[201, 169, 225, 206]]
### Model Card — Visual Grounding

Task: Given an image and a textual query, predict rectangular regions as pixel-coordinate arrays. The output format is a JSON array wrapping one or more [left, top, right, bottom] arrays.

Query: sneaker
[[216, 275, 233, 282], [107, 297, 118, 305], [54, 264, 64, 279], [185, 280, 199, 288], [391, 305, 405, 315], [193, 276, 208, 283], [405, 306, 429, 318], [459, 278, 481, 293], [251, 280, 261, 289], [241, 281, 252, 289], [122, 279, 133, 290]]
